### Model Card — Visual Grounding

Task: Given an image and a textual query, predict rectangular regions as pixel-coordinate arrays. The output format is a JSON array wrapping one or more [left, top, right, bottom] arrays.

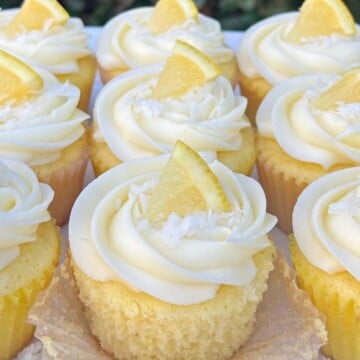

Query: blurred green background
[[1, 0, 359, 30]]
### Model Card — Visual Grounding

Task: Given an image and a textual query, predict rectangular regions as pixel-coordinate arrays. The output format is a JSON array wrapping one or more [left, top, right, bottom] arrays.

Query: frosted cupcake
[[237, 0, 360, 124], [92, 40, 254, 177], [289, 167, 360, 360], [69, 140, 277, 360], [255, 69, 360, 233], [0, 0, 97, 112], [0, 159, 60, 359], [0, 50, 90, 226], [96, 0, 238, 86]]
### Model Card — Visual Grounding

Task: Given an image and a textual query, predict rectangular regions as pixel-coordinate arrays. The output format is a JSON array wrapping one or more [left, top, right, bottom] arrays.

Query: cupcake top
[[256, 73, 360, 169], [293, 167, 360, 280], [237, 12, 360, 85], [69, 151, 277, 305], [96, 7, 234, 74], [94, 64, 250, 162], [0, 159, 53, 271], [0, 63, 89, 167], [0, 7, 91, 75]]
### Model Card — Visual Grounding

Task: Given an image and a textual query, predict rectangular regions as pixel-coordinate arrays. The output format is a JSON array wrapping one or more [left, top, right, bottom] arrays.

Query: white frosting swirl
[[69, 156, 277, 305], [293, 167, 360, 280], [0, 68, 89, 166], [0, 159, 53, 271], [0, 9, 90, 74], [94, 64, 250, 161], [256, 74, 360, 169], [96, 7, 234, 71], [237, 13, 360, 85]]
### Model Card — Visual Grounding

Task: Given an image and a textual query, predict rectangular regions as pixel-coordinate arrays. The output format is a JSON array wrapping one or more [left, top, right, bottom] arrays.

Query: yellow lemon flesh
[[0, 49, 43, 104], [145, 140, 231, 225], [152, 39, 221, 99], [287, 0, 356, 43], [148, 0, 198, 35], [5, 0, 69, 36], [315, 68, 360, 110]]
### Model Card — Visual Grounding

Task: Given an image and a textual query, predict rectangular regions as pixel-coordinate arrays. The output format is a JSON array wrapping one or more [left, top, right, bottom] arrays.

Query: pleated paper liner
[[0, 222, 60, 360], [256, 135, 349, 234], [33, 133, 90, 226], [27, 250, 327, 360], [290, 237, 360, 360]]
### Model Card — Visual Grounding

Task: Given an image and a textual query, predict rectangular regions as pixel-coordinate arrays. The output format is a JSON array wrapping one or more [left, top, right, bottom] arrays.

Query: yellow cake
[[289, 167, 360, 360], [91, 40, 255, 177], [69, 141, 277, 359], [0, 160, 60, 360], [96, 0, 239, 86], [0, 50, 90, 225], [0, 0, 97, 112], [255, 71, 360, 233], [236, 0, 359, 125]]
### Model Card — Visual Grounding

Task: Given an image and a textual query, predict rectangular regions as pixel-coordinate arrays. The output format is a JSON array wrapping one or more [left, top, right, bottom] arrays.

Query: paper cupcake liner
[[256, 155, 308, 234], [238, 71, 272, 127], [39, 147, 89, 226], [0, 264, 58, 359], [27, 250, 327, 359], [290, 238, 360, 360]]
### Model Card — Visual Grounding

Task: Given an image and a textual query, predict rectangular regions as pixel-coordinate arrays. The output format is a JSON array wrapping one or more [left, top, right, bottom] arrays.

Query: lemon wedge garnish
[[314, 68, 360, 110], [287, 0, 356, 43], [146, 141, 231, 225], [148, 0, 198, 35], [0, 49, 43, 104], [152, 40, 221, 99], [5, 0, 69, 36]]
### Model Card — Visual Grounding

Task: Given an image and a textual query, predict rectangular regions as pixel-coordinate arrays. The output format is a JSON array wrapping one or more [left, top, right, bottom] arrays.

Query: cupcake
[[0, 0, 97, 112], [69, 140, 277, 360], [91, 40, 255, 177], [236, 0, 360, 124], [0, 159, 60, 359], [0, 49, 90, 226], [289, 167, 360, 360], [255, 69, 360, 233], [96, 0, 238, 86]]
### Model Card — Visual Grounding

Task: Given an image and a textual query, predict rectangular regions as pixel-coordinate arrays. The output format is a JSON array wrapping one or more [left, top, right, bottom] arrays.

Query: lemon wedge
[[146, 141, 231, 225], [152, 40, 221, 99], [314, 68, 360, 110], [0, 49, 43, 104], [148, 0, 198, 35], [287, 0, 356, 43], [5, 0, 69, 35]]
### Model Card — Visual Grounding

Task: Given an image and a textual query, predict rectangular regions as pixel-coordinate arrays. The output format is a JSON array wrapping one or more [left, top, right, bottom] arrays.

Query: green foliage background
[[2, 0, 359, 30]]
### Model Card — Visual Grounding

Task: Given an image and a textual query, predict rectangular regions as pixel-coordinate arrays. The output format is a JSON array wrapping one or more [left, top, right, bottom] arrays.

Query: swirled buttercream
[[256, 74, 360, 169], [96, 8, 234, 71], [0, 159, 53, 271], [237, 13, 360, 85], [94, 64, 250, 161], [293, 167, 360, 280], [69, 156, 277, 305], [0, 68, 89, 166], [0, 9, 90, 74]]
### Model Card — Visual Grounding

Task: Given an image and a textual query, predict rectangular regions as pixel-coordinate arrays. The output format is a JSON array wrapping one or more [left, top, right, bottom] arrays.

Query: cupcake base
[[238, 70, 272, 126], [33, 132, 90, 226], [57, 54, 97, 113], [256, 135, 348, 233], [0, 221, 60, 360], [72, 245, 275, 360], [289, 237, 360, 360], [90, 126, 256, 178]]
